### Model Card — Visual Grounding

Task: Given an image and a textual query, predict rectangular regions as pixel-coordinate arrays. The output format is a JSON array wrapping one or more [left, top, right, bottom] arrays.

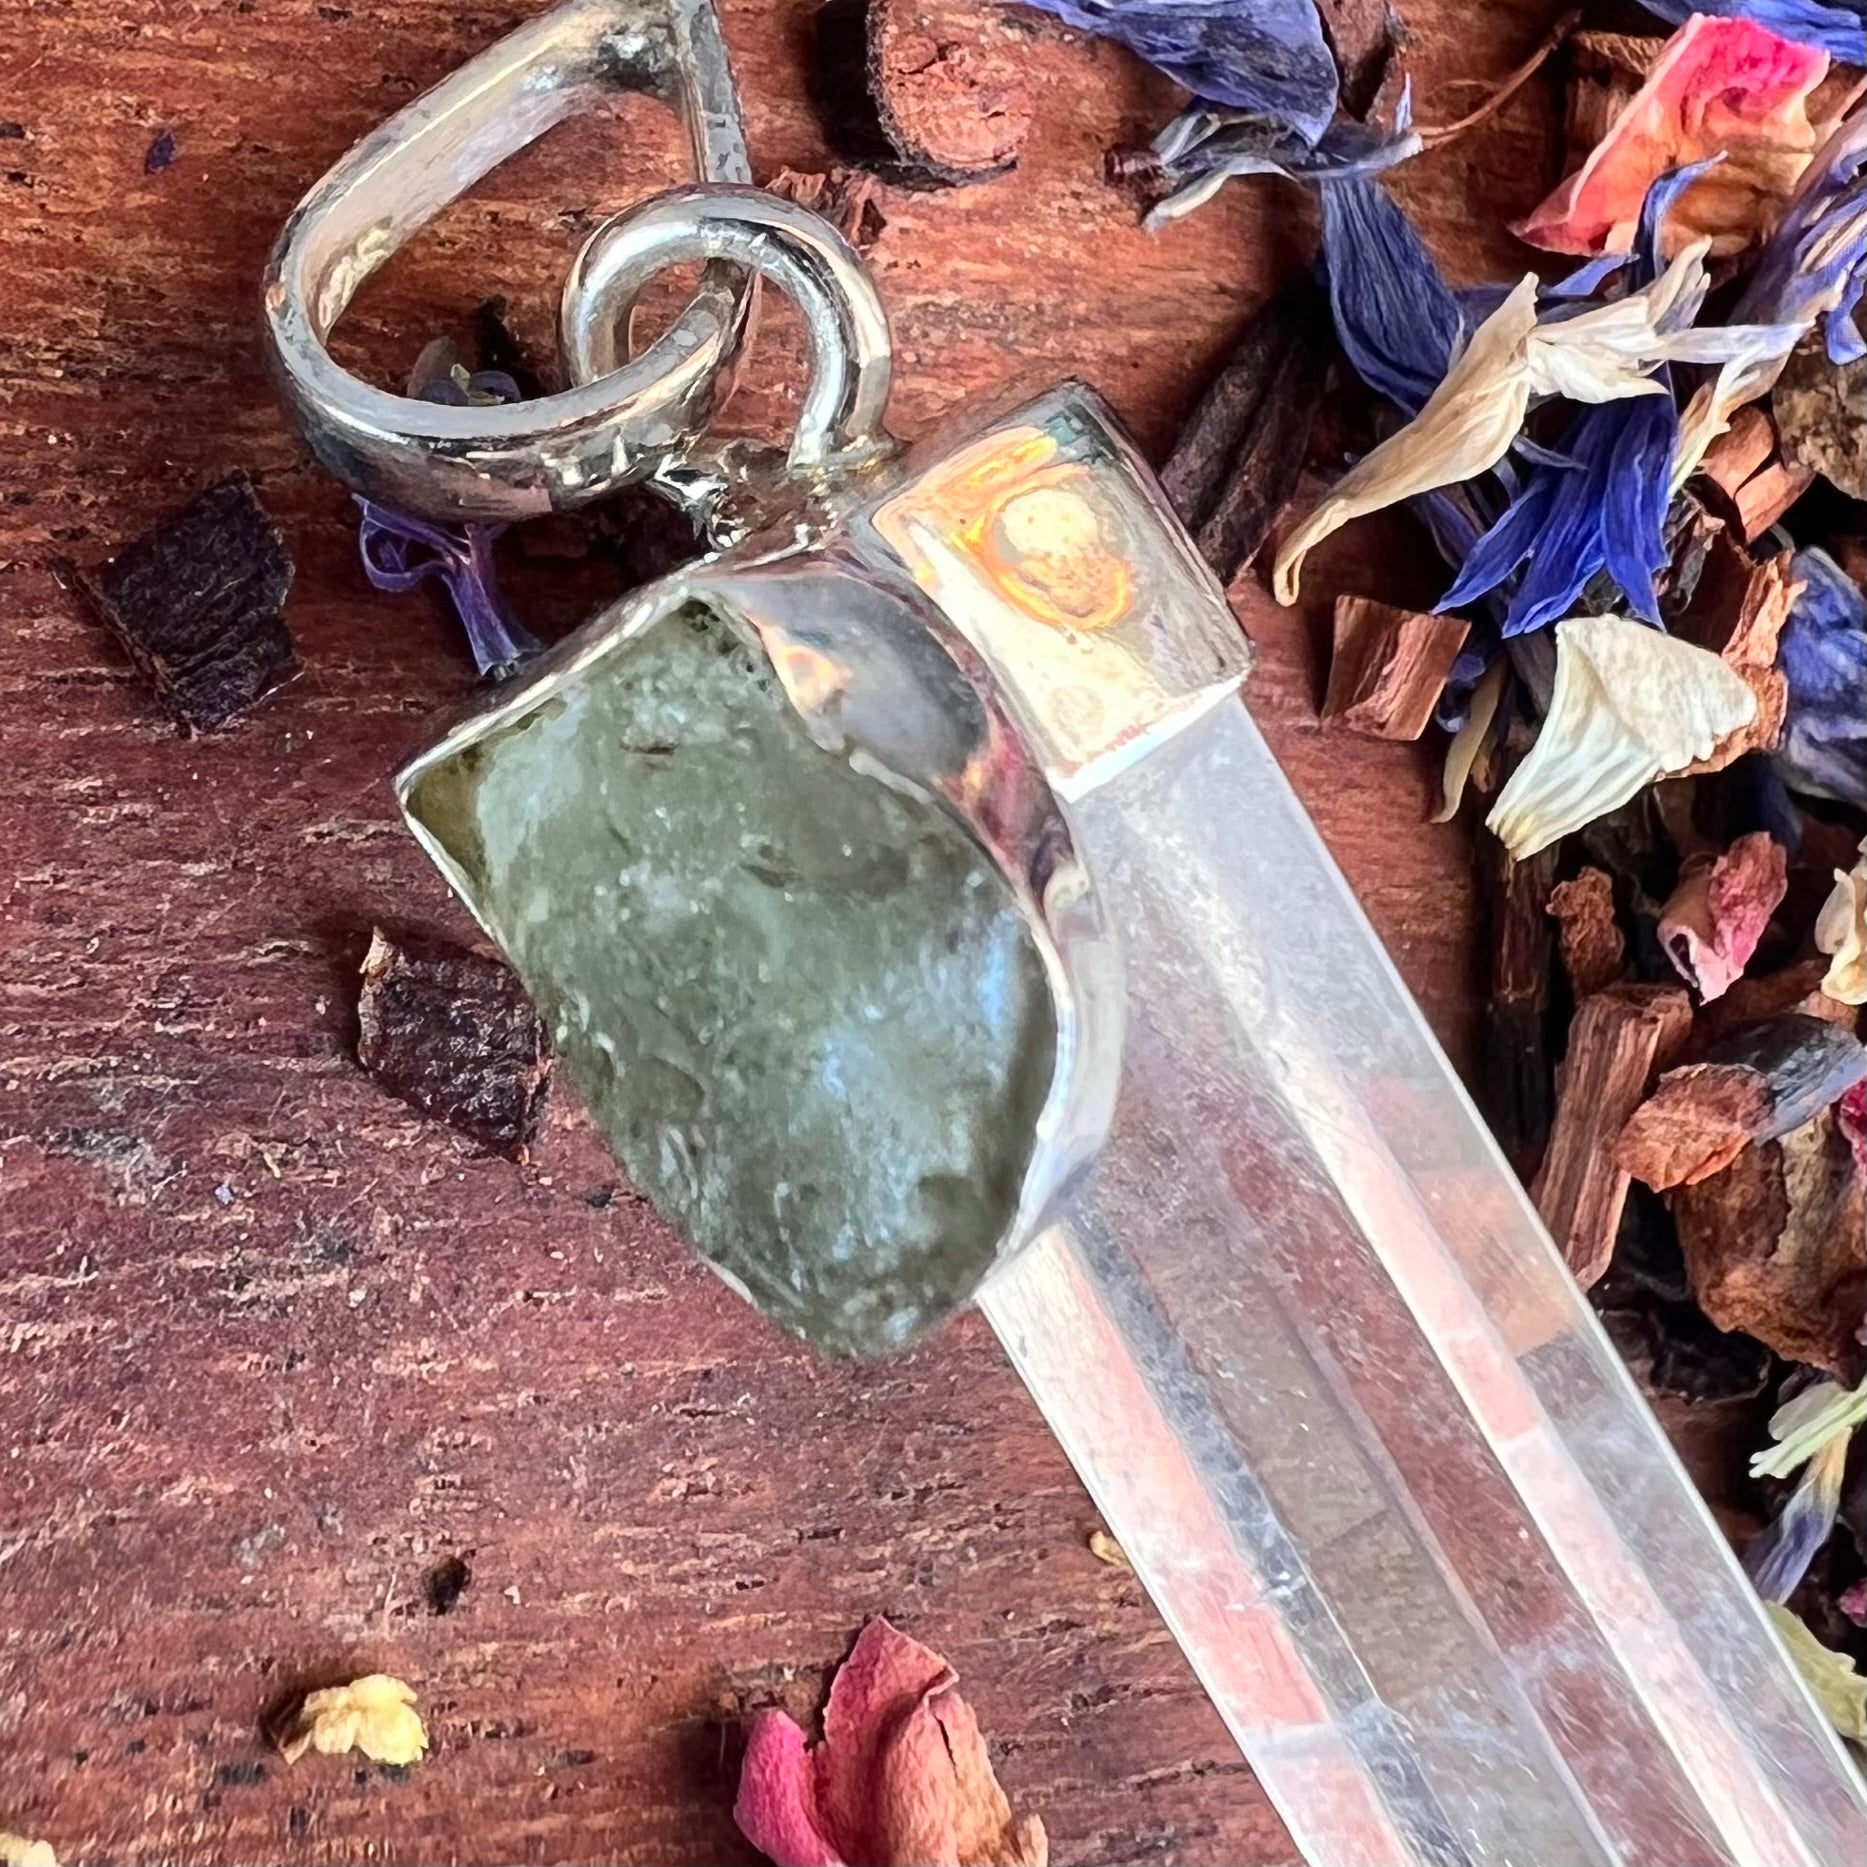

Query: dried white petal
[[1275, 252, 1797, 602], [1815, 839, 1867, 1006], [1487, 614, 1757, 859], [1274, 277, 1541, 603], [1526, 244, 1711, 401], [0, 1835, 56, 1867], [1530, 245, 1797, 405], [1753, 1378, 1867, 1481]]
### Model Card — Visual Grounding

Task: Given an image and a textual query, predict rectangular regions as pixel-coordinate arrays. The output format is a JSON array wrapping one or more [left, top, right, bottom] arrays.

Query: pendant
[[263, 6, 1867, 1862]]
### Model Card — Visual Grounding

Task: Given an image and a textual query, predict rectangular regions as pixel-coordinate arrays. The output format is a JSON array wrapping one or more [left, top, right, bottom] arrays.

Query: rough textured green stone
[[406, 604, 1056, 1355]]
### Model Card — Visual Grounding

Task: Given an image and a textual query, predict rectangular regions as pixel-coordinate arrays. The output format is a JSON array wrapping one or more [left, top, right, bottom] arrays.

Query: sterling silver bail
[[263, 0, 753, 521]]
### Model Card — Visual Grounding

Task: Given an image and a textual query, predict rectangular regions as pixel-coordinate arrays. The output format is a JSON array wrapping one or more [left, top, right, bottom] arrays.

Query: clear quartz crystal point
[[404, 383, 1867, 1866]]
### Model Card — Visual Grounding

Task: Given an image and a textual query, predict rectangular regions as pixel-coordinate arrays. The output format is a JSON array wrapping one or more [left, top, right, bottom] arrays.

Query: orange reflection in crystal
[[905, 433, 1135, 634]]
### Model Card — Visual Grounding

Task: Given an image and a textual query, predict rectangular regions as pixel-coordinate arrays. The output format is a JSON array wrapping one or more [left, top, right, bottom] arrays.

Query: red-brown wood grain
[[0, 4, 1576, 1862]]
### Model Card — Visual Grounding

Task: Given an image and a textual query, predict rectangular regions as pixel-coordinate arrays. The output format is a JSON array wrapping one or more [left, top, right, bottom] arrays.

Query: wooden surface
[[0, 4, 1569, 1862]]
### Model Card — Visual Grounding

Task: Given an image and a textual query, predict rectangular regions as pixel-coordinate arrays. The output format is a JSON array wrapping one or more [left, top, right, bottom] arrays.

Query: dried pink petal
[[734, 1620, 1046, 1867], [737, 1711, 845, 1867], [1516, 14, 1830, 257], [1658, 831, 1790, 1000], [1839, 1080, 1866, 1174]]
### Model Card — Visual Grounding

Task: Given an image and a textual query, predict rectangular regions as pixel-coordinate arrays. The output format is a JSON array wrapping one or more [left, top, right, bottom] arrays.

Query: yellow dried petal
[[279, 1673, 428, 1767], [1487, 614, 1757, 859], [1766, 1604, 1867, 1744], [0, 1834, 57, 1867], [1432, 659, 1508, 823], [1815, 842, 1867, 1006], [1087, 1529, 1132, 1572]]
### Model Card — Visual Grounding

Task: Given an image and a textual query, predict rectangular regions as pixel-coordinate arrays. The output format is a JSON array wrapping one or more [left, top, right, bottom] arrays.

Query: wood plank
[[0, 2, 1565, 1861]]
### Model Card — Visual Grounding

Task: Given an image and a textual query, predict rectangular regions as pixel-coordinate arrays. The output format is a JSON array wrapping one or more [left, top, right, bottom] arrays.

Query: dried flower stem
[[1419, 10, 1582, 148]]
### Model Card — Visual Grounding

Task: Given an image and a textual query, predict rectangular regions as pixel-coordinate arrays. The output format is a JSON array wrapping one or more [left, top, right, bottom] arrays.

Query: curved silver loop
[[263, 0, 753, 522], [560, 185, 893, 471]]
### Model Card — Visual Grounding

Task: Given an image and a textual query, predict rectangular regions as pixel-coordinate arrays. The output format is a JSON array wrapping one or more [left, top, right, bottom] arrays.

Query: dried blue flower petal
[[1439, 397, 1677, 634], [1737, 109, 1867, 366], [1320, 177, 1465, 414], [355, 366, 541, 679], [1436, 167, 1709, 634], [1018, 1, 1340, 145], [1631, 0, 1866, 63], [1146, 81, 1418, 224], [416, 367, 524, 408], [1777, 547, 1867, 808]]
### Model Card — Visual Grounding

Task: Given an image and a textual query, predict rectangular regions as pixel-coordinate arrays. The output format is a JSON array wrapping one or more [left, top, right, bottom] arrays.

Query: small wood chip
[[64, 475, 296, 733], [865, 0, 1033, 184], [1532, 984, 1694, 1287], [1547, 868, 1626, 998], [1617, 1065, 1775, 1190], [1697, 408, 1813, 542], [1700, 407, 1776, 502], [1671, 1105, 1865, 1380], [765, 166, 888, 250], [357, 929, 552, 1160], [1616, 1008, 1867, 1193], [1321, 597, 1470, 741], [1673, 536, 1795, 774]]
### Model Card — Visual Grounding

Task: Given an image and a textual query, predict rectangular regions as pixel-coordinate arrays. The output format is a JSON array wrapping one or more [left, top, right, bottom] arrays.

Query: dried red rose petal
[[1658, 832, 1788, 1002], [1515, 14, 1830, 256], [735, 1619, 1046, 1867]]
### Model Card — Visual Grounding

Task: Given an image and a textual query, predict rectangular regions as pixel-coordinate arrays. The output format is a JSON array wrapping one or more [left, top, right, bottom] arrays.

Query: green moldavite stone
[[406, 604, 1057, 1355]]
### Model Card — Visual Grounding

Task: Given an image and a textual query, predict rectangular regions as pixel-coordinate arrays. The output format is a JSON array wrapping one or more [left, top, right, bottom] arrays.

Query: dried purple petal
[[1320, 177, 1465, 413], [1776, 547, 1867, 808], [356, 363, 541, 679], [356, 500, 540, 680], [144, 128, 178, 174], [417, 367, 524, 408], [1631, 0, 1866, 63], [1018, 0, 1340, 145]]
